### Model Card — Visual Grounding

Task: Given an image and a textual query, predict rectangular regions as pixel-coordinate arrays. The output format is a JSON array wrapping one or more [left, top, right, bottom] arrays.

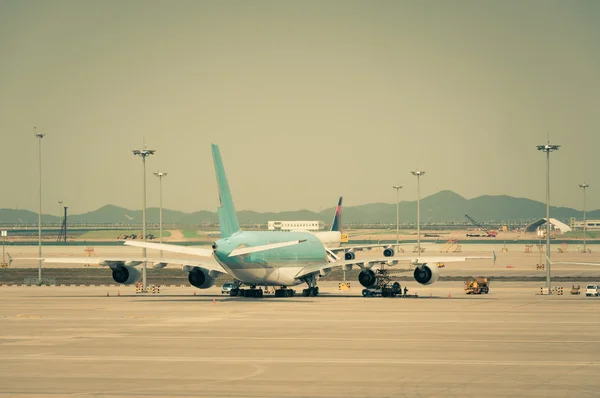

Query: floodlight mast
[[410, 171, 425, 254], [132, 148, 155, 290], [392, 185, 402, 244], [579, 183, 590, 253], [34, 127, 46, 282], [154, 171, 168, 257], [536, 141, 560, 290]]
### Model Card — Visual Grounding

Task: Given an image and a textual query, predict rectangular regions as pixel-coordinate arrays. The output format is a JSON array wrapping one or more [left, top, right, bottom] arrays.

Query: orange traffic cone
[[430, 293, 432, 298], [448, 292, 452, 298], [193, 291, 196, 296], [212, 299, 216, 304], [117, 291, 120, 296]]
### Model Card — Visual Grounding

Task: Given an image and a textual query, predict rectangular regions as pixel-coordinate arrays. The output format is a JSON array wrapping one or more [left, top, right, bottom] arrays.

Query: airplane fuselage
[[213, 230, 328, 286], [310, 231, 342, 248]]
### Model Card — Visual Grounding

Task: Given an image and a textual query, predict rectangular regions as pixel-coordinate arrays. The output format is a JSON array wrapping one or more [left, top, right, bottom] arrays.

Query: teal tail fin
[[212, 144, 241, 238]]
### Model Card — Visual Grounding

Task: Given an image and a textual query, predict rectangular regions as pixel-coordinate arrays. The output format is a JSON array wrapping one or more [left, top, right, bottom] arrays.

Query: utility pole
[[154, 171, 168, 257], [2, 230, 6, 267], [579, 183, 589, 253], [35, 127, 46, 282], [132, 147, 155, 290], [537, 140, 560, 291], [57, 200, 63, 241], [411, 170, 425, 255], [58, 201, 63, 226], [392, 185, 402, 244], [58, 206, 68, 242]]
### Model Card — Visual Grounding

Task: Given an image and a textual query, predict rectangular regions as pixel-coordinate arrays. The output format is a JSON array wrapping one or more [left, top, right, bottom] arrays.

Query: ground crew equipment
[[464, 277, 490, 294]]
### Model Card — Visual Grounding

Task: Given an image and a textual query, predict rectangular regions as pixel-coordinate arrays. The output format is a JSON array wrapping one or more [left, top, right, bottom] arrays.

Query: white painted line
[[1, 335, 599, 344], [1, 355, 598, 367]]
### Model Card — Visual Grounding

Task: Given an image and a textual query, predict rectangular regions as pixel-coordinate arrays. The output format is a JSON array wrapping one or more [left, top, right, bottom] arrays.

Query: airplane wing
[[123, 241, 214, 257], [552, 261, 600, 266], [543, 255, 600, 267], [329, 242, 433, 253], [9, 255, 228, 274], [124, 239, 307, 258], [295, 254, 493, 280]]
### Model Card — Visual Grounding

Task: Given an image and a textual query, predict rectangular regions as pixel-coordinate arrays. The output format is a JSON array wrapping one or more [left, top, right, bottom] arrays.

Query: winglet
[[331, 196, 343, 232], [7, 253, 12, 266], [493, 251, 497, 266]]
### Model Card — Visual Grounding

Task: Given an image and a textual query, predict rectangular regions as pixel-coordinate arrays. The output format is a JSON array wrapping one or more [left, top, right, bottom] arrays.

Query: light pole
[[2, 230, 6, 267], [58, 201, 63, 227], [392, 185, 402, 244], [537, 141, 560, 290], [154, 171, 167, 257], [411, 171, 425, 254], [35, 127, 46, 282], [579, 183, 589, 253], [132, 147, 155, 290]]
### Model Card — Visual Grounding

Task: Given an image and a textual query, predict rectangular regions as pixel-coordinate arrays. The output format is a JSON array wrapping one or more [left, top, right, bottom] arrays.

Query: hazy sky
[[1, 0, 599, 214]]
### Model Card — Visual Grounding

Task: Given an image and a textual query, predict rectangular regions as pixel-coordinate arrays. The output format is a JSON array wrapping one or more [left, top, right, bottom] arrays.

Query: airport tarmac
[[1, 282, 599, 397]]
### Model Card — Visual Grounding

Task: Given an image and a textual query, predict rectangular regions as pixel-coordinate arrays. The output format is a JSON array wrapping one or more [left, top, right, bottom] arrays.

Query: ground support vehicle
[[570, 285, 581, 295], [221, 282, 235, 294], [465, 277, 490, 294], [585, 285, 600, 297], [362, 282, 401, 297]]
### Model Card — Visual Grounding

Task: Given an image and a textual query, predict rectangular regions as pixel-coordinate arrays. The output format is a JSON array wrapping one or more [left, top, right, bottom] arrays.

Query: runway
[[1, 283, 599, 397]]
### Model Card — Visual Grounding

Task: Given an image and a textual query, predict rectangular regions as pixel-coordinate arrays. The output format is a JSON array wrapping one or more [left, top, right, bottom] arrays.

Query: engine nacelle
[[188, 267, 217, 289], [413, 264, 440, 285], [344, 250, 356, 260], [383, 246, 395, 257], [358, 269, 377, 288], [111, 264, 142, 285]]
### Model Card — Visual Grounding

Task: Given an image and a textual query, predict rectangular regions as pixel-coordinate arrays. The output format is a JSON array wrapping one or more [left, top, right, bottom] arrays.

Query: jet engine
[[344, 250, 356, 260], [111, 264, 142, 285], [188, 267, 217, 289], [358, 269, 377, 288], [383, 246, 395, 257], [413, 264, 440, 285]]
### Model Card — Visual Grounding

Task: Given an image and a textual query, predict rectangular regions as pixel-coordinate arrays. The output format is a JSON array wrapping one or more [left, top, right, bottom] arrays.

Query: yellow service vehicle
[[464, 277, 490, 294]]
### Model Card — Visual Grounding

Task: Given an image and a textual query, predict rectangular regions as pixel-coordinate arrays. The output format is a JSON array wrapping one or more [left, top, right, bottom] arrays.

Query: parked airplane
[[311, 196, 428, 259], [13, 144, 492, 297], [124, 144, 492, 297]]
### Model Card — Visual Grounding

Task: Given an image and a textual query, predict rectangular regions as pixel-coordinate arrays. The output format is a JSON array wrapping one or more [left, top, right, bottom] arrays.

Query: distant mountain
[[0, 208, 60, 224], [68, 205, 218, 225], [1, 190, 597, 226]]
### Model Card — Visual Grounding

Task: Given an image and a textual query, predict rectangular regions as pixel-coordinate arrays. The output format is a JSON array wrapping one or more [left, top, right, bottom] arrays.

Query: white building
[[268, 221, 325, 231], [525, 218, 572, 234], [570, 219, 600, 231]]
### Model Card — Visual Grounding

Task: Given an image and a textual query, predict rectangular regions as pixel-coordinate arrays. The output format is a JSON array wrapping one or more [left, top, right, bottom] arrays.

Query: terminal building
[[268, 221, 325, 231], [569, 218, 600, 231]]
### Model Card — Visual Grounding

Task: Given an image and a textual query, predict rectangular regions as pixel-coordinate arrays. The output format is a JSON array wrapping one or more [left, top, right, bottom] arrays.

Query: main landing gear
[[274, 287, 295, 297], [302, 287, 319, 297], [230, 285, 264, 298], [300, 275, 320, 297]]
